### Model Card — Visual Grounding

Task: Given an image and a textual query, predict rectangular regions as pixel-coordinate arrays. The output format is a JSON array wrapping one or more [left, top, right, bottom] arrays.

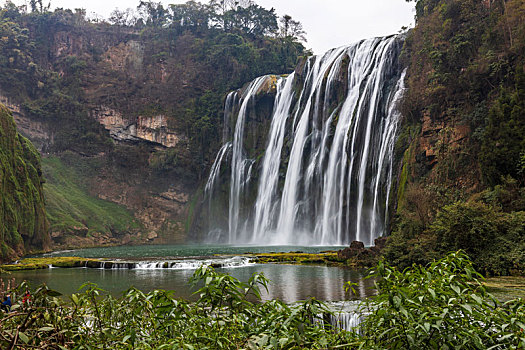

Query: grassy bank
[[0, 257, 102, 271], [485, 276, 525, 301], [250, 251, 344, 265], [43, 156, 139, 238]]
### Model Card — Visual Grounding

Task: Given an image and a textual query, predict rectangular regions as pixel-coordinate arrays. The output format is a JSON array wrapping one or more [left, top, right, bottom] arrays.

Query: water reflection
[[3, 264, 376, 302], [217, 264, 375, 302]]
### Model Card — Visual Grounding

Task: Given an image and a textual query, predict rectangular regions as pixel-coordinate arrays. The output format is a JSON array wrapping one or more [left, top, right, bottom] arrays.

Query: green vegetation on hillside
[[42, 156, 139, 241], [0, 104, 48, 261], [481, 67, 525, 185], [389, 0, 525, 275], [401, 0, 525, 184], [388, 176, 525, 276], [0, 0, 306, 172]]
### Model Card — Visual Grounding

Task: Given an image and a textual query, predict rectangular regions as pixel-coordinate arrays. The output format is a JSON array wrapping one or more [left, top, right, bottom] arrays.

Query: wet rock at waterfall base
[[372, 237, 388, 251], [337, 237, 389, 268], [338, 241, 365, 260]]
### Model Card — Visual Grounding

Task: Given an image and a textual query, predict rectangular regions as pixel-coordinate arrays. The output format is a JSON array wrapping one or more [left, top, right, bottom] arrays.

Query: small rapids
[[319, 301, 365, 332], [72, 256, 255, 270]]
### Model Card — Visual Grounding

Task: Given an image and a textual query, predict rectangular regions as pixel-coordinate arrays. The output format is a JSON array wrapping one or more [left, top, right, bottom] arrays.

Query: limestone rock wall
[[92, 106, 186, 147], [0, 93, 50, 151]]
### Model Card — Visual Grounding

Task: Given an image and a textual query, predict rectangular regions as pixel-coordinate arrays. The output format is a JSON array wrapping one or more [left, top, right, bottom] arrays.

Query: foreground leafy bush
[[1, 252, 524, 349], [0, 267, 356, 349], [359, 251, 525, 349]]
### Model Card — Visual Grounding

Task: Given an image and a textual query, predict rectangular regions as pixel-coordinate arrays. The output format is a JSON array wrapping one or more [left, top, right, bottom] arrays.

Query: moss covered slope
[[42, 155, 140, 247], [0, 104, 49, 261]]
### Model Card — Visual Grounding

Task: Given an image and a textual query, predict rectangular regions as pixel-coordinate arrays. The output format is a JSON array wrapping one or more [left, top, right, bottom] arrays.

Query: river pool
[[2, 245, 376, 303]]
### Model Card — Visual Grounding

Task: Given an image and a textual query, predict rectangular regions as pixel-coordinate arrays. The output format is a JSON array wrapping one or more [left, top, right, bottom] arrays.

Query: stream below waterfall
[[3, 245, 376, 303]]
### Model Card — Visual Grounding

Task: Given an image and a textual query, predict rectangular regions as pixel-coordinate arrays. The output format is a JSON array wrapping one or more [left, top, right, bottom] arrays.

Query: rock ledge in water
[[337, 237, 389, 268]]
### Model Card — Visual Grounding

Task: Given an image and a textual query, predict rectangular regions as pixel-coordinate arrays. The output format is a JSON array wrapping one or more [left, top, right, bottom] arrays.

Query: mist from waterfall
[[205, 35, 406, 246]]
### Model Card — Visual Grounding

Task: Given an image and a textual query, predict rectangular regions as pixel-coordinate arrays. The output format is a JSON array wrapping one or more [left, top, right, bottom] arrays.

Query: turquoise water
[[39, 244, 344, 259], [4, 245, 375, 303]]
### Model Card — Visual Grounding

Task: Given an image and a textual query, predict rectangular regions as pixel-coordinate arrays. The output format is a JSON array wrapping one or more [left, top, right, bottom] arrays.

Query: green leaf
[[498, 334, 515, 342], [258, 334, 269, 346], [46, 289, 63, 297], [451, 285, 461, 295], [393, 295, 401, 308], [319, 337, 328, 346], [460, 304, 472, 314], [400, 306, 408, 318], [407, 334, 414, 345], [423, 322, 430, 333], [38, 326, 55, 332], [471, 294, 482, 305], [279, 338, 289, 347], [18, 331, 29, 344]]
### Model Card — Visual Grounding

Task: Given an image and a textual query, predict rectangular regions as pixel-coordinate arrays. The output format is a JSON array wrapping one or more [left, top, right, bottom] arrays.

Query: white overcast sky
[[6, 0, 416, 54]]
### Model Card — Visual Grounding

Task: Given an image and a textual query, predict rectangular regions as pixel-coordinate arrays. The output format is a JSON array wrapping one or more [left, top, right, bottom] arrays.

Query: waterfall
[[316, 311, 364, 332], [228, 77, 271, 242], [205, 142, 231, 196], [315, 301, 365, 332], [222, 92, 237, 143], [277, 47, 348, 244], [252, 75, 296, 241], [205, 35, 405, 246]]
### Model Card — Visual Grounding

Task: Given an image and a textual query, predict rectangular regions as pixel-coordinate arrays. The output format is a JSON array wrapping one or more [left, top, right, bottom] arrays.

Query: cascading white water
[[205, 35, 405, 246], [252, 75, 296, 242], [70, 257, 255, 270], [222, 92, 237, 143], [277, 47, 348, 244], [229, 77, 271, 242], [314, 301, 365, 332], [205, 142, 231, 196], [369, 70, 406, 241]]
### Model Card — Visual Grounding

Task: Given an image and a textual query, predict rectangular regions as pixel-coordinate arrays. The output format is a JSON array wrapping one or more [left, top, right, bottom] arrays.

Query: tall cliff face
[[0, 104, 49, 261], [385, 0, 525, 274], [398, 0, 525, 191], [0, 6, 304, 247]]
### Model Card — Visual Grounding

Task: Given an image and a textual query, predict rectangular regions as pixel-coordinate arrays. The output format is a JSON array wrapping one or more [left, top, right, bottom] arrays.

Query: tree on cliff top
[[279, 14, 307, 43], [138, 1, 167, 27], [222, 4, 278, 36], [0, 0, 307, 174]]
